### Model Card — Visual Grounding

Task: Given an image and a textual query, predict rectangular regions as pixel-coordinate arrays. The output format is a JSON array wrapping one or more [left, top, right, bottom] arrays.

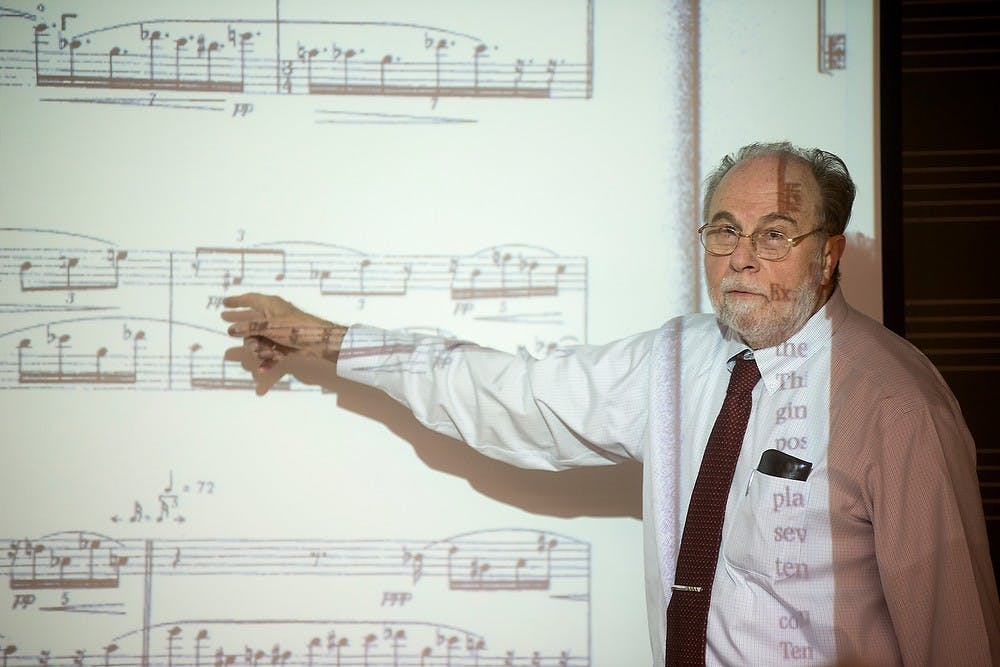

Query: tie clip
[[671, 584, 703, 593]]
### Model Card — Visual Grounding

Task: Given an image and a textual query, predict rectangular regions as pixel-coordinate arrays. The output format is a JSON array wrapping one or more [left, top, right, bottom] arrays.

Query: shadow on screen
[[226, 346, 643, 520]]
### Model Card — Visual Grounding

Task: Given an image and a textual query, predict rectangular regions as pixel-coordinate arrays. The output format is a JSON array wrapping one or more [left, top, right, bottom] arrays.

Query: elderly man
[[224, 142, 999, 665]]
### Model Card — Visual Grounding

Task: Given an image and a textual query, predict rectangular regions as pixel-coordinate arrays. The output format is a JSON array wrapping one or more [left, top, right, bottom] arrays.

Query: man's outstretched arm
[[221, 292, 654, 468]]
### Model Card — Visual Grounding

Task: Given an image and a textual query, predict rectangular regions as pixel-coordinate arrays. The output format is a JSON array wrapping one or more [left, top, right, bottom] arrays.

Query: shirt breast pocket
[[723, 469, 811, 583]]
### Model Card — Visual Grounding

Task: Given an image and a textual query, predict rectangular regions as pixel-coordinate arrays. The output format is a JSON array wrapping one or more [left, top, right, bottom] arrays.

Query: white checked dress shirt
[[337, 289, 1000, 665]]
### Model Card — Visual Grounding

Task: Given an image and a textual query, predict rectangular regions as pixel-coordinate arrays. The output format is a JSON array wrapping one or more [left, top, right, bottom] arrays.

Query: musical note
[[317, 258, 412, 297], [188, 341, 292, 391], [194, 632, 208, 667], [166, 626, 181, 667], [412, 551, 424, 584], [8, 534, 123, 589], [355, 633, 376, 667], [450, 253, 569, 300], [193, 247, 288, 291], [473, 43, 487, 92], [214, 648, 236, 667], [102, 644, 117, 667], [174, 37, 187, 82], [305, 637, 321, 667], [15, 327, 143, 385]]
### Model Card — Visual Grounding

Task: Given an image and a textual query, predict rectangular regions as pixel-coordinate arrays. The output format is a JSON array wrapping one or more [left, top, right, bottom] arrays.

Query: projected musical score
[[0, 1, 593, 101], [0, 229, 588, 391], [1, 529, 590, 666]]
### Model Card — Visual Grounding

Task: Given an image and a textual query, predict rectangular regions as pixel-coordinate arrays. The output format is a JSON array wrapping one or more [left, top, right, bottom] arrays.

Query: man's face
[[704, 154, 836, 349]]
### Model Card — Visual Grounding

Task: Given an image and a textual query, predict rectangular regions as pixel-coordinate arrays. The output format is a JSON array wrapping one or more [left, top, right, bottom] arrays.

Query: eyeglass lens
[[701, 227, 789, 259]]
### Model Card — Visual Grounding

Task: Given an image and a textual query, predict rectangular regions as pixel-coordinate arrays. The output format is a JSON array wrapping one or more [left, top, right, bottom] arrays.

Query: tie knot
[[728, 354, 761, 396]]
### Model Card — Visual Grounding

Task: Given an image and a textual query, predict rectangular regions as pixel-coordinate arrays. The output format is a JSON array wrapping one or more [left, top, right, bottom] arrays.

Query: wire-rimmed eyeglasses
[[697, 224, 823, 261]]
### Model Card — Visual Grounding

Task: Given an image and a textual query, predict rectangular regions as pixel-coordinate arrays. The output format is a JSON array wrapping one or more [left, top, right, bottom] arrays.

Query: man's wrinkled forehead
[[710, 154, 819, 226]]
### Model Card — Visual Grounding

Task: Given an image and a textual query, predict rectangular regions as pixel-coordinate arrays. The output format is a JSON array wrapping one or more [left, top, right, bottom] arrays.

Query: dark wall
[[887, 0, 1000, 572]]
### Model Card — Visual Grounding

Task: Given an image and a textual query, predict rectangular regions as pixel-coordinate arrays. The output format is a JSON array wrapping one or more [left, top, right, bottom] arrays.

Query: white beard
[[711, 265, 823, 350]]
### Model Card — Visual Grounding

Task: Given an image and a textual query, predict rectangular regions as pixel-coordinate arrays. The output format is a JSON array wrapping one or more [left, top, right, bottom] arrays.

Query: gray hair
[[702, 141, 856, 237]]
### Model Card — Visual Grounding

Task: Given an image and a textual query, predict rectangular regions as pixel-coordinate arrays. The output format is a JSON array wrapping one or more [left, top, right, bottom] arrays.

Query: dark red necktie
[[666, 353, 760, 666]]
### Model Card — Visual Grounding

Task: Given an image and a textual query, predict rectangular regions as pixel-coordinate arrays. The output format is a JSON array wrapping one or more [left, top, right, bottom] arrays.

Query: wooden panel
[[899, 0, 1000, 565]]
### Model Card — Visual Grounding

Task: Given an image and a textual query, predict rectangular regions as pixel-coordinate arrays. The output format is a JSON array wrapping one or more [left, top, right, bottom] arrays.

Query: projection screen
[[0, 1, 877, 664]]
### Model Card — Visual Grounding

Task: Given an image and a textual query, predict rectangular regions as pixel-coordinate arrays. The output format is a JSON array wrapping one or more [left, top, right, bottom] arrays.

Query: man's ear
[[821, 234, 846, 287]]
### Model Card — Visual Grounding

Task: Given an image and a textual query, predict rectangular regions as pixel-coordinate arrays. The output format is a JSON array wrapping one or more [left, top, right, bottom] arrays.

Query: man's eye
[[760, 229, 787, 242]]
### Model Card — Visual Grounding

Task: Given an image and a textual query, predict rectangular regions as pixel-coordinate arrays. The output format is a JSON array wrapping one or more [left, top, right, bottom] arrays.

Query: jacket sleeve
[[335, 324, 657, 471]]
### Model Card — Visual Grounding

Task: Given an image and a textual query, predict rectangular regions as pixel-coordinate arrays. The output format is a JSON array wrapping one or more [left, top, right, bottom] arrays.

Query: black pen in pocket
[[757, 448, 813, 481]]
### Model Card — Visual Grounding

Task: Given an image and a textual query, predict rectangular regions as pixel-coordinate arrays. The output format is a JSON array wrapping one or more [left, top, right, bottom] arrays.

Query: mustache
[[719, 277, 767, 296]]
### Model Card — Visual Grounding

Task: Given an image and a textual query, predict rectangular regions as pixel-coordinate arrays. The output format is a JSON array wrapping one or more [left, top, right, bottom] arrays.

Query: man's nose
[[729, 234, 759, 270]]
